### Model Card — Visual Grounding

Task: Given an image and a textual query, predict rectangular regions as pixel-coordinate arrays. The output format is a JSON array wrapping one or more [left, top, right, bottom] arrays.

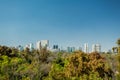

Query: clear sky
[[0, 0, 120, 52]]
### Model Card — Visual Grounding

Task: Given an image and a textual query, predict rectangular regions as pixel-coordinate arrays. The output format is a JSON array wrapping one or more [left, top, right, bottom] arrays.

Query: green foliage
[[0, 45, 114, 80], [48, 51, 113, 80], [116, 47, 120, 79], [116, 38, 120, 47]]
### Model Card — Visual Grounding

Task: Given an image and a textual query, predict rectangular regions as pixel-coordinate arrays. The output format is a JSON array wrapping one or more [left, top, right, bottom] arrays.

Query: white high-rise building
[[84, 43, 89, 53], [24, 43, 34, 51], [92, 44, 101, 53], [96, 44, 101, 53], [36, 41, 41, 50], [29, 43, 34, 51], [36, 40, 49, 50], [92, 44, 96, 52], [40, 40, 49, 47]]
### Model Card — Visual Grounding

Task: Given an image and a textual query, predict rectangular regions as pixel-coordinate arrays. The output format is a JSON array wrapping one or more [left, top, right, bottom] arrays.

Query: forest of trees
[[0, 38, 120, 80]]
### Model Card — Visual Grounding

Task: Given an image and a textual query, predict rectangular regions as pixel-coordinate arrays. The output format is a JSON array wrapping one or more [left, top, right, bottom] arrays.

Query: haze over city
[[0, 0, 120, 52]]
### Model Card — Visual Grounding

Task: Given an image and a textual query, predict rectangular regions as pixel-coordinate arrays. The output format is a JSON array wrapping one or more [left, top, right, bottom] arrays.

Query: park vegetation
[[0, 38, 120, 80]]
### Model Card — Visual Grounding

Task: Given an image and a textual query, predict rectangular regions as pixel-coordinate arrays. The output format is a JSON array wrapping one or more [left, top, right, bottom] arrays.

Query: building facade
[[84, 43, 89, 53], [36, 40, 49, 50], [92, 44, 101, 53], [24, 43, 34, 51], [67, 47, 75, 53]]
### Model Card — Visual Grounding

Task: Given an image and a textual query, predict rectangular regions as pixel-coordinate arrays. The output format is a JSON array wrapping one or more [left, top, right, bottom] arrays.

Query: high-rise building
[[36, 40, 49, 50], [92, 44, 96, 52], [29, 43, 34, 51], [36, 41, 41, 50], [96, 44, 101, 53], [52, 45, 59, 52], [92, 44, 101, 53], [67, 47, 75, 53], [24, 43, 34, 51], [84, 43, 89, 53], [40, 40, 49, 48], [53, 45, 58, 49]]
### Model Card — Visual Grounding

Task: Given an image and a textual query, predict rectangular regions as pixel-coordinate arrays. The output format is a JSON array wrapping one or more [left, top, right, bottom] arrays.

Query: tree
[[0, 46, 12, 57], [0, 45, 114, 80], [116, 38, 120, 79], [89, 52, 113, 79], [64, 51, 90, 79], [47, 51, 113, 80], [116, 38, 120, 47]]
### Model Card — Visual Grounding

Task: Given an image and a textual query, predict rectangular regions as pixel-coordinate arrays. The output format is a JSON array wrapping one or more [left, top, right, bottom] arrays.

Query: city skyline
[[0, 0, 120, 52], [17, 40, 102, 53]]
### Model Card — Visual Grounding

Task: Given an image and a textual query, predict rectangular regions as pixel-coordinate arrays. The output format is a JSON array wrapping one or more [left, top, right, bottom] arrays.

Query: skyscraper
[[92, 44, 96, 52], [53, 45, 58, 49], [29, 43, 34, 51], [36, 41, 41, 50], [84, 43, 89, 53], [92, 44, 101, 53], [24, 43, 34, 51], [40, 40, 49, 48], [96, 44, 101, 53], [52, 45, 59, 52], [36, 40, 49, 50], [67, 47, 75, 53]]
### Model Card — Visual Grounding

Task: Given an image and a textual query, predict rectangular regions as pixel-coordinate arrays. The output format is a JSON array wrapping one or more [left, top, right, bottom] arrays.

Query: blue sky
[[0, 0, 120, 51]]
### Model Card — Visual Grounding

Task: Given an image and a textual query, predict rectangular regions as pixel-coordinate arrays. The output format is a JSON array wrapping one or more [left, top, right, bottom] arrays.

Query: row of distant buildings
[[17, 40, 101, 53], [84, 43, 101, 53]]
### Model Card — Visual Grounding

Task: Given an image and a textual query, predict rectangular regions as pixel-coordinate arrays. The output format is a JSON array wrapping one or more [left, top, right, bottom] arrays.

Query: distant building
[[29, 43, 34, 51], [53, 45, 58, 49], [36, 40, 49, 50], [67, 47, 75, 53], [92, 44, 101, 53], [40, 40, 49, 48], [25, 44, 29, 49], [79, 47, 82, 51], [96, 44, 101, 53], [92, 44, 96, 52], [24, 43, 34, 51], [84, 43, 89, 53], [36, 41, 41, 50], [17, 45, 24, 51], [67, 47, 71, 52], [51, 45, 60, 52]]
